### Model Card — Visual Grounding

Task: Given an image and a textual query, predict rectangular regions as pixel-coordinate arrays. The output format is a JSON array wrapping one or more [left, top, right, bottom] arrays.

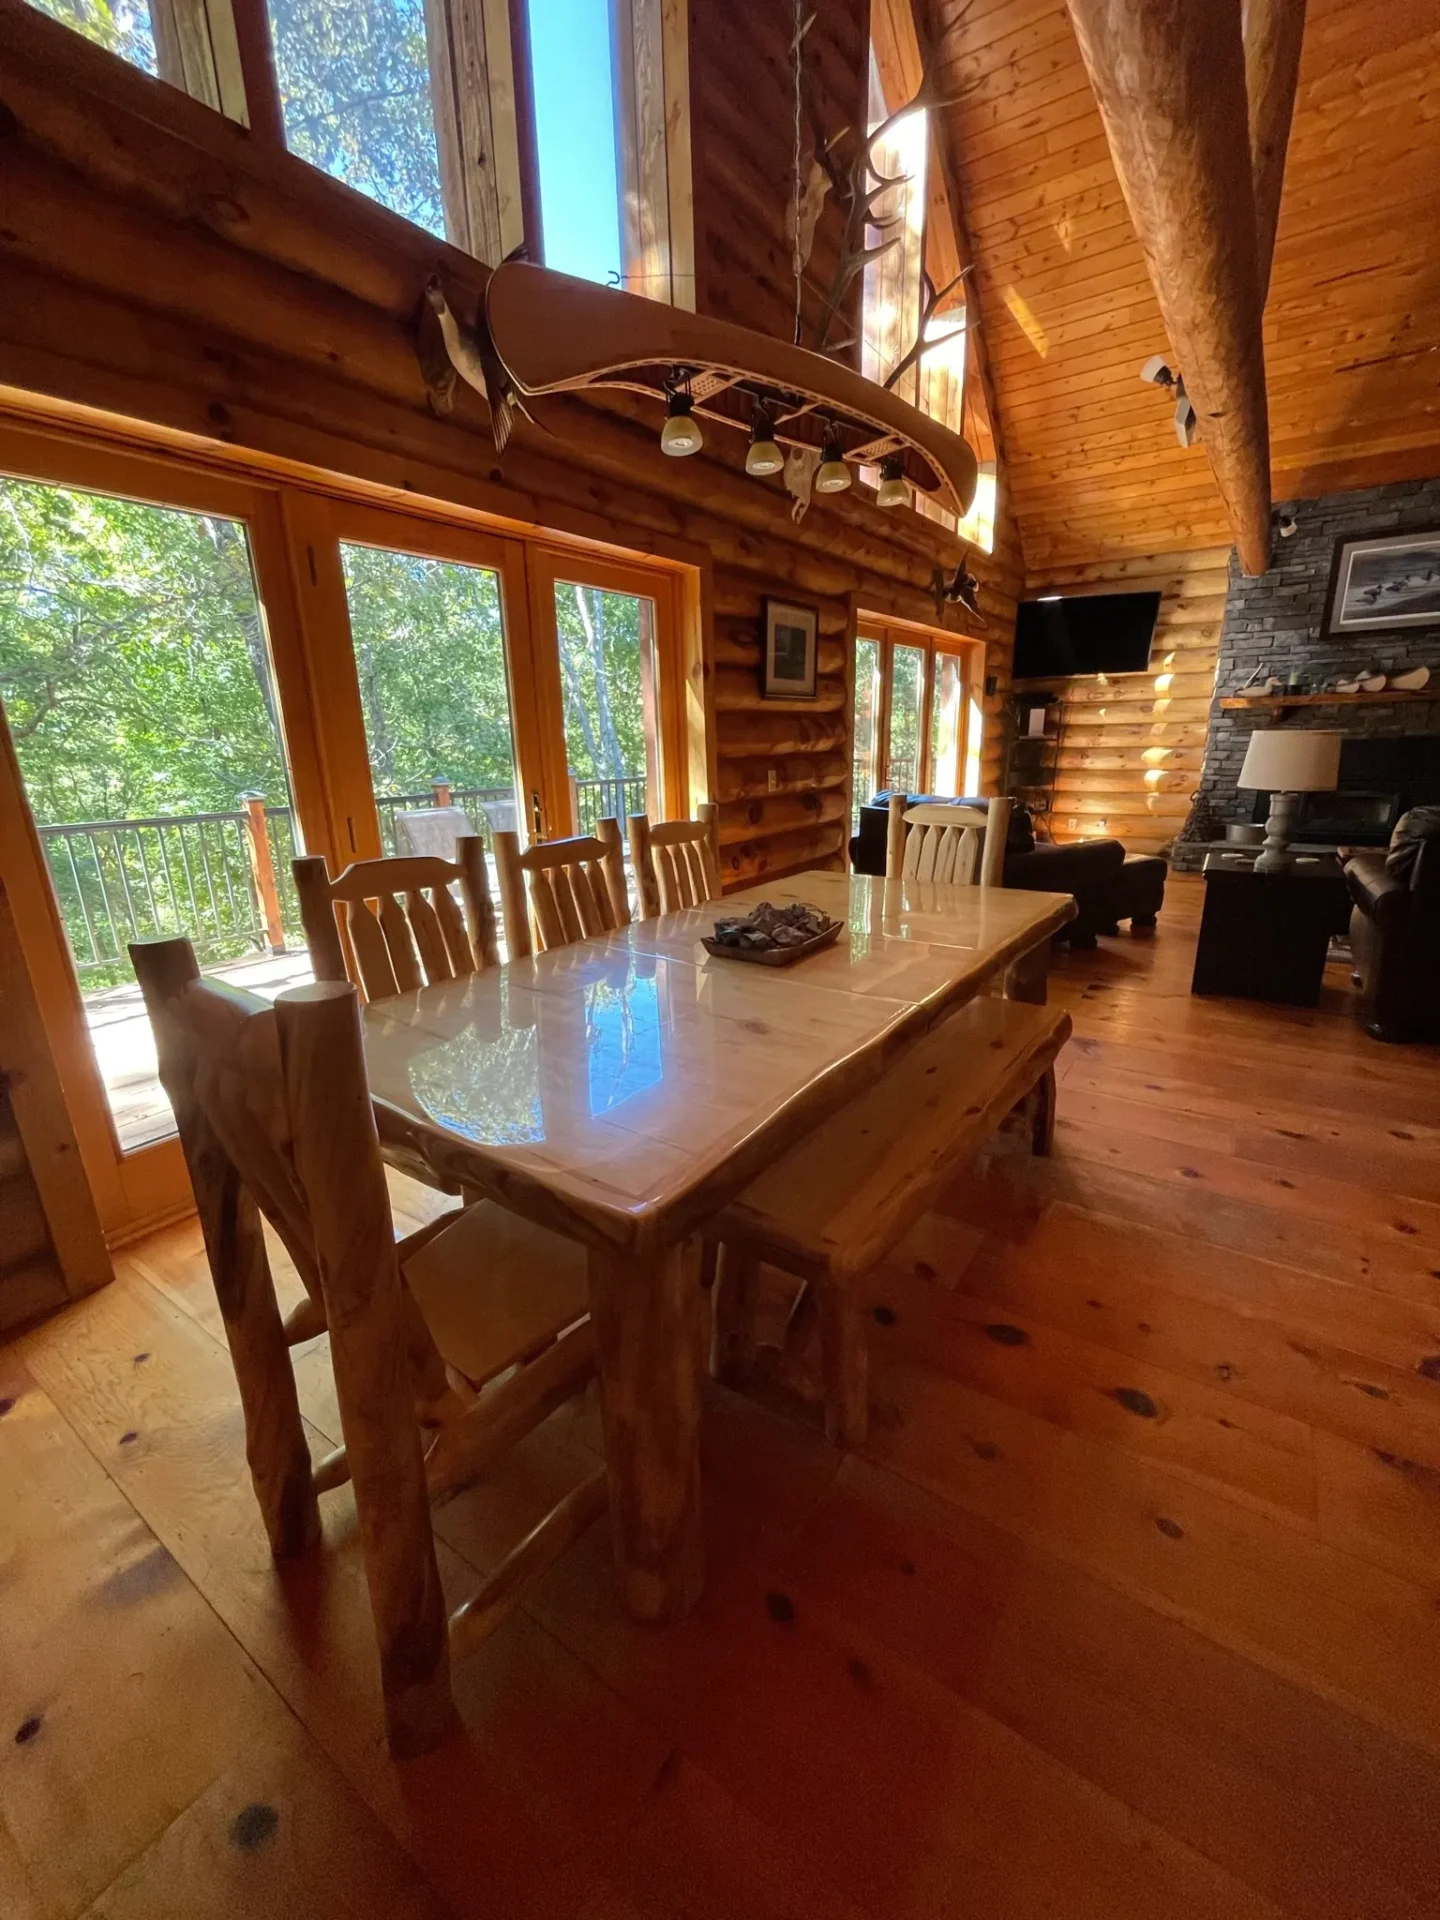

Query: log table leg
[[586, 1237, 706, 1623], [1005, 935, 1051, 1005]]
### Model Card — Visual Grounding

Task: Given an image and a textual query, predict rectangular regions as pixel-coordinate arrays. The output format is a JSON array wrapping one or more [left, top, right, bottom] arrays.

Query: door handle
[[530, 789, 545, 839]]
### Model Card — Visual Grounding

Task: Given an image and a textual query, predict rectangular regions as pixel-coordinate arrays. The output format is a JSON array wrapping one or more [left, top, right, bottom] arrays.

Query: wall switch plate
[[767, 768, 778, 792]]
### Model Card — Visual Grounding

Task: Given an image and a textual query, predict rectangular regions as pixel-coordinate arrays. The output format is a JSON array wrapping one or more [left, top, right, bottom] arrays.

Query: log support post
[[241, 794, 286, 954], [1064, 0, 1274, 577]]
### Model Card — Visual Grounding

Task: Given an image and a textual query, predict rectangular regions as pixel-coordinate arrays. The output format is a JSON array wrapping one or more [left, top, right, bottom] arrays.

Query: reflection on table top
[[363, 871, 1073, 1252]]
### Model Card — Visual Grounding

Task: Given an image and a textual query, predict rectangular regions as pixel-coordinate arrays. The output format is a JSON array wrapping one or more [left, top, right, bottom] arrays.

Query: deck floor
[[5, 874, 1440, 1920], [84, 948, 314, 1151]]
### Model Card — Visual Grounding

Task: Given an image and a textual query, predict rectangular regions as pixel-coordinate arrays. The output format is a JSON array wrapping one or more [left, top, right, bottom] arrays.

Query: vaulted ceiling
[[929, 0, 1440, 578]]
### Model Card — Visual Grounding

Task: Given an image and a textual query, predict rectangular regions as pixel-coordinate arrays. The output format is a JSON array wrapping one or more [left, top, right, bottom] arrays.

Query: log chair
[[131, 937, 603, 1758], [492, 818, 629, 955]]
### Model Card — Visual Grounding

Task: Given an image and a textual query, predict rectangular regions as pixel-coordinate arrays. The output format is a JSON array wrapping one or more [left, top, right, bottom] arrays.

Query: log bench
[[710, 994, 1071, 1446]]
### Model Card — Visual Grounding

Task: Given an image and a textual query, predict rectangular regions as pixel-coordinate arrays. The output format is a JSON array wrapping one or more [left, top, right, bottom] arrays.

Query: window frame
[[865, 4, 998, 548], [854, 618, 986, 810]]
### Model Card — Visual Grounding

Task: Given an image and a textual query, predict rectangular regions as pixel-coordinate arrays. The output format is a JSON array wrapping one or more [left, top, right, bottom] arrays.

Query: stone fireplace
[[1180, 476, 1440, 866]]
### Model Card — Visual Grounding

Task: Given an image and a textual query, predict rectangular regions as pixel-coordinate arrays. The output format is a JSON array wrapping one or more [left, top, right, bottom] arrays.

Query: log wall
[[1019, 547, 1231, 855], [0, 0, 1019, 889], [688, 0, 867, 350]]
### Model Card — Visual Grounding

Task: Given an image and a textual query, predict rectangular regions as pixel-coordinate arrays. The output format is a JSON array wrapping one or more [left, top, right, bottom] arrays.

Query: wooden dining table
[[362, 868, 1075, 1625]]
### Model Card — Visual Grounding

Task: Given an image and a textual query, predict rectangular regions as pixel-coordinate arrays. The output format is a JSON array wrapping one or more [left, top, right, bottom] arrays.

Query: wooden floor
[[5, 873, 1440, 1920]]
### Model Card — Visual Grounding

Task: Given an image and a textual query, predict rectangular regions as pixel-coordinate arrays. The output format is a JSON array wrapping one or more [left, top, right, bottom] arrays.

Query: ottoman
[[1084, 854, 1168, 942]]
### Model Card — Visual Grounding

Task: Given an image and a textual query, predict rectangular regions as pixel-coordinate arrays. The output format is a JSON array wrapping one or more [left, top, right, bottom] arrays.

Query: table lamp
[[1237, 729, 1342, 872]]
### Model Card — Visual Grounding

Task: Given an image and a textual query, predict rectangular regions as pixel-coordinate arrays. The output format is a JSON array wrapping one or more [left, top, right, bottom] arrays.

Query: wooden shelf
[[1218, 690, 1435, 711]]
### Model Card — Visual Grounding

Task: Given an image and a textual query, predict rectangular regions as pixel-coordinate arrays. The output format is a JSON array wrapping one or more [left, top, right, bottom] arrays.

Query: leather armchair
[[1345, 807, 1440, 1043]]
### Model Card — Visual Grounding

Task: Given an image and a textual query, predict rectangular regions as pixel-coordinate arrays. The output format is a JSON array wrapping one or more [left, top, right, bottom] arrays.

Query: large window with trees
[[861, 19, 997, 552], [268, 0, 448, 237], [852, 620, 984, 814], [0, 423, 694, 1238], [26, 0, 689, 283]]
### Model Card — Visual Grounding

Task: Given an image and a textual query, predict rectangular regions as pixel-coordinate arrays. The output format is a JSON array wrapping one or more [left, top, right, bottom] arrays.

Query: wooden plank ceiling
[[928, 0, 1440, 577]]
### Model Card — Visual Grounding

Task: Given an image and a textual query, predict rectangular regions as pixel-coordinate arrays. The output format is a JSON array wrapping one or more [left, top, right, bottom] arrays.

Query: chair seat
[[715, 996, 1071, 1284], [402, 1199, 589, 1388]]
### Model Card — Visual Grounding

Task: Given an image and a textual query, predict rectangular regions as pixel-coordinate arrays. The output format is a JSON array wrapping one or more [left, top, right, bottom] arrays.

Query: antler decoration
[[809, 61, 963, 356], [882, 264, 974, 392]]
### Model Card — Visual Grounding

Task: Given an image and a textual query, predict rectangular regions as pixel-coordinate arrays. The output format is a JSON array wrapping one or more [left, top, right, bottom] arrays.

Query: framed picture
[[1323, 528, 1440, 635], [761, 598, 819, 699]]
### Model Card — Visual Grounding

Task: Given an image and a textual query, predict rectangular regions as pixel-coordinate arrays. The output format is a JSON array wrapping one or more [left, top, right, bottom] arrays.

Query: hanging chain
[[792, 0, 805, 345]]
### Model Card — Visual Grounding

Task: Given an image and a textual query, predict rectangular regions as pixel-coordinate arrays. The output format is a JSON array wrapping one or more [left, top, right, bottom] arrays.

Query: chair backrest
[[886, 793, 1009, 888], [492, 817, 629, 957], [627, 805, 720, 917], [393, 805, 478, 863], [293, 838, 497, 1002]]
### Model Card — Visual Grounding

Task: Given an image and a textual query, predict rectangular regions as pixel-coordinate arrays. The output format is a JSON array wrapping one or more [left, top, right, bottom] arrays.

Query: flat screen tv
[[1013, 591, 1161, 679]]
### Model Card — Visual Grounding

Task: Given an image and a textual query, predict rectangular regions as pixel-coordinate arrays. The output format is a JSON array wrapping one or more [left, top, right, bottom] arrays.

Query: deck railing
[[39, 771, 653, 984], [570, 773, 648, 838], [38, 800, 303, 979]]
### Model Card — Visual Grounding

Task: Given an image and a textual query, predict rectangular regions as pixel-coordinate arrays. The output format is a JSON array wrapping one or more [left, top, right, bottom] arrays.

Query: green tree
[[341, 544, 519, 794], [267, 0, 445, 237], [28, 0, 157, 73], [0, 479, 286, 823]]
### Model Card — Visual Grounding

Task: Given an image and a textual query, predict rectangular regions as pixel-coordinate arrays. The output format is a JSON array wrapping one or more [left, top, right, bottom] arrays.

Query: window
[[851, 636, 880, 830], [0, 474, 313, 1152], [861, 29, 996, 552], [268, 0, 447, 237], [853, 623, 983, 809], [526, 0, 624, 285], [523, 0, 691, 302], [27, 0, 249, 117], [28, 0, 158, 75]]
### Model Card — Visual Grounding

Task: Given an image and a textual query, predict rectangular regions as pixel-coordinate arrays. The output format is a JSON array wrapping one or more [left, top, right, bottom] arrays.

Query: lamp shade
[[1237, 729, 1342, 793]]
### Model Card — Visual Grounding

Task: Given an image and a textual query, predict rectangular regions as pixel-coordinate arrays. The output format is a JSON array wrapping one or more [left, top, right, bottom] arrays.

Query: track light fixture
[[876, 453, 910, 509], [1172, 378, 1197, 448], [660, 373, 702, 456], [744, 404, 784, 477], [815, 425, 851, 494]]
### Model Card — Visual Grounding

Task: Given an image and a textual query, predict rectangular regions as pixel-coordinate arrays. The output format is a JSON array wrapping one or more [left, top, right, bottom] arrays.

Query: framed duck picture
[[1323, 528, 1440, 635], [762, 598, 819, 699]]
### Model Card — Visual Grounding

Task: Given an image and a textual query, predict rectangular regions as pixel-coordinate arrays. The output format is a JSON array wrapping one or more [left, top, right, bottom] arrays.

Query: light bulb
[[745, 418, 784, 476], [876, 455, 910, 509], [661, 392, 702, 457], [815, 431, 851, 493]]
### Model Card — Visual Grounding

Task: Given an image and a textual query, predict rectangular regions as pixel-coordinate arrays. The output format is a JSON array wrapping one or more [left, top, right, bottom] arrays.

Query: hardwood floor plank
[[859, 1254, 1319, 1524], [530, 1519, 1286, 1920], [4, 870, 1439, 1917], [938, 1148, 1440, 1305], [14, 1267, 670, 1920], [1058, 1067, 1440, 1203], [901, 1206, 1440, 1465], [860, 1348, 1440, 1757], [0, 1356, 278, 1919], [786, 1460, 1440, 1920], [82, 1717, 454, 1920]]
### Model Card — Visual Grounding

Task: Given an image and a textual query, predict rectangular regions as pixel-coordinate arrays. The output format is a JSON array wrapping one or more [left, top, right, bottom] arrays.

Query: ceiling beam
[[1064, 0, 1272, 576], [1244, 0, 1307, 307]]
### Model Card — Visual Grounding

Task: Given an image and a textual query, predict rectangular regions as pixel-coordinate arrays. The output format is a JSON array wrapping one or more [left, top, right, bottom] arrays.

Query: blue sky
[[527, 0, 624, 286]]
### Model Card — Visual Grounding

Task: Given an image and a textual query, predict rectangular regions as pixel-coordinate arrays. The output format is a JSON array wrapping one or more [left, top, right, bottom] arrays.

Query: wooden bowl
[[701, 919, 844, 967]]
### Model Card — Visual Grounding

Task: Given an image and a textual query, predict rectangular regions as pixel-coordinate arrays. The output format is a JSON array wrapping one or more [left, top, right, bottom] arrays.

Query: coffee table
[[1191, 852, 1352, 1006]]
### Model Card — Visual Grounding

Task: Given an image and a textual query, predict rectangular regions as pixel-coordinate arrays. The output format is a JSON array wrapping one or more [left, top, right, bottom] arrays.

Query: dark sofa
[[850, 793, 1167, 948], [1344, 807, 1440, 1043]]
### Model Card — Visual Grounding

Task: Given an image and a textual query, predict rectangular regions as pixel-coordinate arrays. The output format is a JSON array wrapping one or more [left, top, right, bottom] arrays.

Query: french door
[[0, 426, 693, 1241], [0, 429, 337, 1236], [853, 619, 985, 825]]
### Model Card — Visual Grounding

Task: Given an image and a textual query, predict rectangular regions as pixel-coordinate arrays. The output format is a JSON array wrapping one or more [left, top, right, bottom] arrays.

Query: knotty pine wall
[[1018, 548, 1230, 855], [0, 1, 1018, 890]]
